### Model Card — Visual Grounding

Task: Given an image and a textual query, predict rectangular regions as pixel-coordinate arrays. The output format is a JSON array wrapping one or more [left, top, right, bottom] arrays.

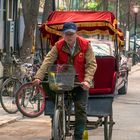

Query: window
[[0, 0, 1, 18], [0, 0, 3, 20], [86, 38, 115, 56], [7, 0, 14, 20]]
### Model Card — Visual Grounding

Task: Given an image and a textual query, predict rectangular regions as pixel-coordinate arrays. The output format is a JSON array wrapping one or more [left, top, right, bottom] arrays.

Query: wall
[[0, 21, 3, 49]]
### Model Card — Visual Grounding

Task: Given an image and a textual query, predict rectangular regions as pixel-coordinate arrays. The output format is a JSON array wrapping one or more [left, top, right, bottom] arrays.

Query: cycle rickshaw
[[40, 11, 125, 140], [15, 11, 125, 140]]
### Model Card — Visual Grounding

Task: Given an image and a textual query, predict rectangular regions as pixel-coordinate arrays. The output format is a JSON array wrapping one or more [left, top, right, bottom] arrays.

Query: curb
[[129, 63, 140, 74], [0, 112, 50, 127], [0, 114, 23, 127]]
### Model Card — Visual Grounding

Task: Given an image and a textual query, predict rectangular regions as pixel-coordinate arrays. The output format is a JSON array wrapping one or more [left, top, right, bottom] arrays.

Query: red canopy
[[39, 11, 119, 46]]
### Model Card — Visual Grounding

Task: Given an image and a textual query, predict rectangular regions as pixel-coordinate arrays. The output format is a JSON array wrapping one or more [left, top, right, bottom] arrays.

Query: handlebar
[[74, 82, 83, 87], [40, 81, 82, 86], [31, 80, 83, 90]]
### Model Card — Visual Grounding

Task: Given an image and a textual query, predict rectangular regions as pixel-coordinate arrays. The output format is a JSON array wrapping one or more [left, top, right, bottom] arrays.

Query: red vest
[[56, 36, 89, 82]]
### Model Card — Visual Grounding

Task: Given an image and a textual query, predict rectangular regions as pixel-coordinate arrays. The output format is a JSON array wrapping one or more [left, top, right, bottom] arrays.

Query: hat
[[62, 22, 77, 33]]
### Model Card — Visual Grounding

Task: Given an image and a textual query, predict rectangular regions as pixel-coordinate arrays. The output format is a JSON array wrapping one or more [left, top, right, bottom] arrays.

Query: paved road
[[0, 63, 140, 139]]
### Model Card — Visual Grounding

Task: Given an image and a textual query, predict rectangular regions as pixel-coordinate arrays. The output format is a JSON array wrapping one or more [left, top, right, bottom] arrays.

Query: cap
[[62, 22, 77, 33]]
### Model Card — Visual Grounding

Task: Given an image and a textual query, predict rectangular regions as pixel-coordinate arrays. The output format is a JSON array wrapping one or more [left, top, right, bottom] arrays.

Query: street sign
[[9, 21, 14, 49], [10, 21, 14, 32]]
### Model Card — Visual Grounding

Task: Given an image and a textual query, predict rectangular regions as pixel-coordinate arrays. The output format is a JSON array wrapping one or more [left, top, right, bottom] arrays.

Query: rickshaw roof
[[39, 11, 124, 48], [47, 11, 116, 26]]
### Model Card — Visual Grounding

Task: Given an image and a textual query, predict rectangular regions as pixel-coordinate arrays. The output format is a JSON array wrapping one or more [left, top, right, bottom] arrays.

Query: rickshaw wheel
[[104, 115, 114, 140]]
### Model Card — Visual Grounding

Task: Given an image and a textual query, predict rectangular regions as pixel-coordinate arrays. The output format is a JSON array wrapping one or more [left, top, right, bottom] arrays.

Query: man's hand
[[81, 81, 90, 90], [32, 78, 42, 86]]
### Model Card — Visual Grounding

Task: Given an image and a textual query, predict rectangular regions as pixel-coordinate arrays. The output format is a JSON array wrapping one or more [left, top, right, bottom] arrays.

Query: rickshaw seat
[[89, 56, 117, 95]]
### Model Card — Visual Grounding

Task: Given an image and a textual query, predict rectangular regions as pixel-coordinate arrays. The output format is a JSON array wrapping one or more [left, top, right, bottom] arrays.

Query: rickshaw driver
[[33, 22, 97, 140]]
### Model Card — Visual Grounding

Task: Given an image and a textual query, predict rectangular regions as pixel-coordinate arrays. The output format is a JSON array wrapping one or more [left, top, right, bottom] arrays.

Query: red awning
[[47, 11, 116, 26], [39, 11, 119, 46]]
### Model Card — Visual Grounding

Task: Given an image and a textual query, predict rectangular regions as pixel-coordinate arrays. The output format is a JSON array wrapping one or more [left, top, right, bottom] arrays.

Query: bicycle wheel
[[15, 82, 46, 118], [52, 108, 65, 140], [104, 115, 114, 140], [0, 78, 22, 114]]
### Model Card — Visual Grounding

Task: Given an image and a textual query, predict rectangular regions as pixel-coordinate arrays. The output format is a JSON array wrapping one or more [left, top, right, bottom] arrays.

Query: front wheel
[[0, 78, 22, 114], [15, 82, 46, 118], [52, 108, 65, 140]]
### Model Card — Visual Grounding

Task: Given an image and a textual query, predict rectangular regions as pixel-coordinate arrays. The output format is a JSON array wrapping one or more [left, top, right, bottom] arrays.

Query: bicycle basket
[[48, 65, 76, 91]]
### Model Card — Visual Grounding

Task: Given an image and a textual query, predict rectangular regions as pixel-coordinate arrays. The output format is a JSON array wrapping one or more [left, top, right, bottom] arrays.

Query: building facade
[[0, 0, 20, 54]]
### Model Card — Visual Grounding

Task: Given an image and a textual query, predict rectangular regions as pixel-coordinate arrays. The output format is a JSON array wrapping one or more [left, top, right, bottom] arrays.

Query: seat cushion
[[89, 88, 112, 94], [89, 56, 117, 95]]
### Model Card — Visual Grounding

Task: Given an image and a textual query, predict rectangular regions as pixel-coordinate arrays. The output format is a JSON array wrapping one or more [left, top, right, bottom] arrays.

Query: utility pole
[[127, 0, 130, 32], [13, 0, 19, 53], [52, 0, 55, 11], [133, 5, 139, 65], [103, 0, 108, 10], [125, 0, 130, 52], [116, 0, 120, 27]]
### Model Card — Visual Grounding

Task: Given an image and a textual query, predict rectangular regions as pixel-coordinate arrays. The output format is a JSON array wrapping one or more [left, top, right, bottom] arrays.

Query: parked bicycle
[[0, 52, 39, 114], [0, 52, 11, 86]]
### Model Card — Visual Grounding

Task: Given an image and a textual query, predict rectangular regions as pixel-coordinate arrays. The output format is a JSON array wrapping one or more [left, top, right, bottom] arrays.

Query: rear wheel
[[15, 82, 46, 118], [104, 115, 114, 140], [0, 78, 22, 114], [118, 70, 128, 95], [52, 108, 65, 140]]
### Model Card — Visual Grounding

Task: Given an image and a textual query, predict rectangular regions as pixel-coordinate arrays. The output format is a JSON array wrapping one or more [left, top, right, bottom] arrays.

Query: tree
[[42, 0, 53, 23], [84, 1, 98, 10], [21, 0, 40, 61], [40, 0, 54, 57], [102, 0, 108, 10], [20, 0, 54, 60]]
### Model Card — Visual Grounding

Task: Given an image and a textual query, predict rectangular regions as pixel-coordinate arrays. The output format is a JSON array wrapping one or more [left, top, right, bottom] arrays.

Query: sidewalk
[[0, 106, 22, 127], [0, 105, 49, 127], [129, 62, 140, 74], [111, 63, 140, 140]]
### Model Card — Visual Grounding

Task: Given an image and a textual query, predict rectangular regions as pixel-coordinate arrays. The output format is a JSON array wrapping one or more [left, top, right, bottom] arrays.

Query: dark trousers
[[42, 83, 88, 140]]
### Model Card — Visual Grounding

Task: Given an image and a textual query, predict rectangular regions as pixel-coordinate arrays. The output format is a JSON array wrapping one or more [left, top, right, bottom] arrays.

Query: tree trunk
[[102, 0, 108, 10], [42, 0, 53, 23], [21, 0, 40, 61], [40, 0, 53, 57]]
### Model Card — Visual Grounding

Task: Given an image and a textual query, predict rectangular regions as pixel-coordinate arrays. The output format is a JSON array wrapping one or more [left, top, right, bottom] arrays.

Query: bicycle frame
[[52, 91, 74, 139], [52, 92, 66, 139]]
